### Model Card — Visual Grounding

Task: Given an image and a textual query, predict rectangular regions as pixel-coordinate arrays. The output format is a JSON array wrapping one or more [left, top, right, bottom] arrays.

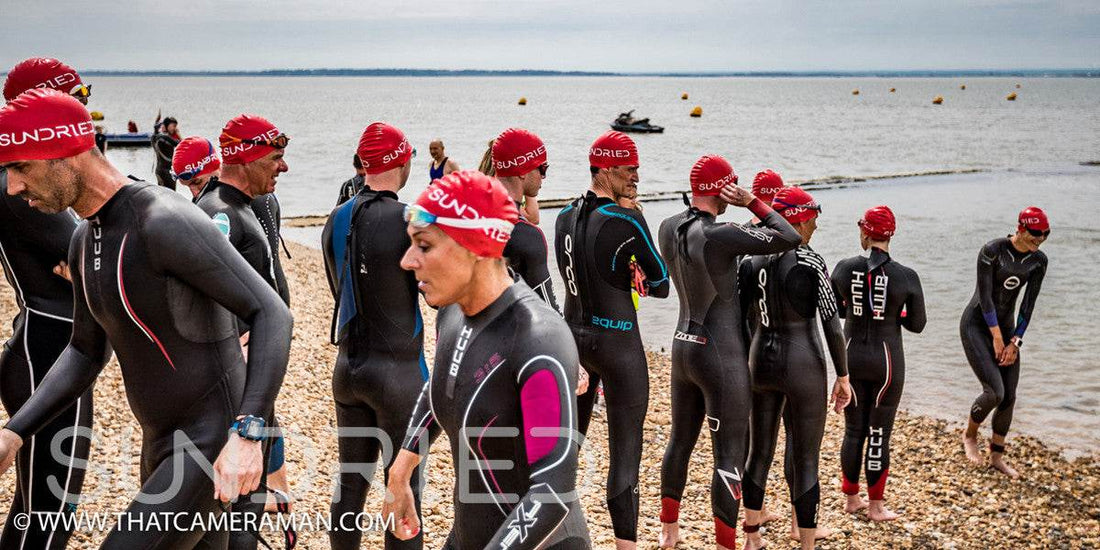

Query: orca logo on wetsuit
[[1003, 275, 1021, 290], [756, 269, 770, 327], [562, 234, 578, 296]]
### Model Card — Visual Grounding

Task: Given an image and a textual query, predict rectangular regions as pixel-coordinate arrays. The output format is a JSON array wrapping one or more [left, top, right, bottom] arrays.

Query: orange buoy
[[852, 89, 860, 95], [518, 97, 527, 106], [889, 87, 896, 93], [681, 92, 689, 100], [1006, 92, 1017, 101], [960, 84, 966, 90], [690, 106, 703, 117], [932, 95, 944, 105]]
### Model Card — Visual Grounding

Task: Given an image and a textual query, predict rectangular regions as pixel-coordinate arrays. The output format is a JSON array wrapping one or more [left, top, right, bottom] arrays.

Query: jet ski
[[611, 110, 664, 133]]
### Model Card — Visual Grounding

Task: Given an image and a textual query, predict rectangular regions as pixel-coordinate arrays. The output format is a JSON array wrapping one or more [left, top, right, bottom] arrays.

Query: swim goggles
[[772, 198, 822, 214], [403, 204, 515, 234], [221, 133, 290, 149], [172, 141, 216, 182], [537, 163, 550, 177], [1025, 227, 1050, 238]]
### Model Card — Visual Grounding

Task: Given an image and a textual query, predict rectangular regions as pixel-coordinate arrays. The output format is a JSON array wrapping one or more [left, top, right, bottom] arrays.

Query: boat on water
[[611, 110, 664, 133], [104, 133, 152, 147]]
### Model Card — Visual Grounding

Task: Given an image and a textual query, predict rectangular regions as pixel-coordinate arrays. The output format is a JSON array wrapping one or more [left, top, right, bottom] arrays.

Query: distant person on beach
[[832, 206, 926, 521], [172, 136, 222, 200], [960, 207, 1049, 478], [427, 139, 458, 181], [95, 124, 107, 153], [493, 128, 559, 311], [386, 170, 590, 548], [152, 116, 181, 190], [127, 119, 138, 133], [656, 156, 800, 550], [0, 56, 96, 550], [336, 153, 367, 205], [738, 186, 851, 550], [554, 130, 669, 549], [479, 137, 540, 223], [321, 122, 432, 550]]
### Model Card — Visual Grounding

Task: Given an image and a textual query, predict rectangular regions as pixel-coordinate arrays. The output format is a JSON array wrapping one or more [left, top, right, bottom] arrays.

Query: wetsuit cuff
[[982, 310, 999, 328], [747, 198, 773, 219]]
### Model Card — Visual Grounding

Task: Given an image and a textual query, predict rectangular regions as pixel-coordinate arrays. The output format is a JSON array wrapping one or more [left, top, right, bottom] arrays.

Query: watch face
[[245, 422, 263, 439]]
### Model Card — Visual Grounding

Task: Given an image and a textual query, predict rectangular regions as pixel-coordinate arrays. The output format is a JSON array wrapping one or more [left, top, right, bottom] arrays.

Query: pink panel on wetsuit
[[519, 369, 561, 465]]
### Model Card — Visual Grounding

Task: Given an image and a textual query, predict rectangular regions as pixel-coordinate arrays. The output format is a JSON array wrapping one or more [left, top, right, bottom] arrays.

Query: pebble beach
[[1, 240, 1097, 549]]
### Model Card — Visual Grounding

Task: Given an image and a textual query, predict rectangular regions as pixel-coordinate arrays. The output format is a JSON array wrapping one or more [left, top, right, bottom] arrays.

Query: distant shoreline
[[67, 68, 1100, 78]]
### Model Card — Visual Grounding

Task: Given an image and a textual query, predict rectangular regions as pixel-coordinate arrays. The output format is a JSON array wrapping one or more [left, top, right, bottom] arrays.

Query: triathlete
[[960, 206, 1049, 478], [656, 156, 800, 550], [832, 206, 926, 521], [427, 139, 459, 181], [336, 154, 366, 205], [0, 57, 96, 550], [172, 135, 222, 201], [0, 89, 293, 548], [152, 117, 181, 190], [738, 186, 851, 550], [386, 170, 589, 549], [492, 127, 559, 310], [321, 122, 431, 549], [751, 170, 785, 221], [554, 130, 669, 548]]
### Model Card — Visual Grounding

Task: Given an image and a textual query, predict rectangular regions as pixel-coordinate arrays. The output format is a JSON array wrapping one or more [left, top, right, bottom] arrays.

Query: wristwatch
[[1010, 336, 1023, 348], [231, 415, 266, 441]]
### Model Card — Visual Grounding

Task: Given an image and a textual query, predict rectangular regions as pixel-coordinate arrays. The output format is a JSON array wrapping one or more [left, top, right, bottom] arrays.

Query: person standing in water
[[832, 206, 926, 521], [152, 116, 181, 190], [961, 207, 1049, 478], [427, 139, 459, 181]]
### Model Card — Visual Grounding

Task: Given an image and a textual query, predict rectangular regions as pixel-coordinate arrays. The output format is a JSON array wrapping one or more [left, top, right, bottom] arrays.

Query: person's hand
[[998, 342, 1019, 366], [0, 430, 24, 477], [53, 261, 71, 282], [990, 327, 1005, 360], [383, 452, 422, 540], [213, 432, 264, 502], [831, 375, 853, 413], [576, 368, 590, 396], [719, 184, 756, 207]]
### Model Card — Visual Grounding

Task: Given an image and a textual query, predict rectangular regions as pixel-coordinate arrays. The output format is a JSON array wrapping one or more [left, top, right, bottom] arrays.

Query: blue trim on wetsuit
[[982, 310, 999, 328], [332, 198, 358, 336], [595, 204, 668, 285], [413, 306, 429, 381], [1014, 316, 1028, 337], [559, 203, 574, 215], [267, 435, 285, 473]]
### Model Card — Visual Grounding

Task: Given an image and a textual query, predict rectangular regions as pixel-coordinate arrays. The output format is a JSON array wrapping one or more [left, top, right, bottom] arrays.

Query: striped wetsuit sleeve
[[401, 380, 438, 454]]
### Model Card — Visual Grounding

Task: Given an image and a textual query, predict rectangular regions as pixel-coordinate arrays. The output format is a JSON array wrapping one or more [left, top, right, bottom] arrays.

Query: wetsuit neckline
[[464, 282, 522, 323], [583, 190, 615, 207], [355, 183, 398, 201], [208, 179, 253, 204], [87, 182, 140, 221], [868, 247, 892, 271]]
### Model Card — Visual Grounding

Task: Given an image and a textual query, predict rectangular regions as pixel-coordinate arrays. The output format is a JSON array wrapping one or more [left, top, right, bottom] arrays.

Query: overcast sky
[[2, 0, 1098, 72]]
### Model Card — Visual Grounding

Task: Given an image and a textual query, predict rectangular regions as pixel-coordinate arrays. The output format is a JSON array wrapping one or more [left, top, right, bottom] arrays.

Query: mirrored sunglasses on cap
[[70, 84, 91, 99], [223, 133, 290, 149], [403, 204, 514, 234]]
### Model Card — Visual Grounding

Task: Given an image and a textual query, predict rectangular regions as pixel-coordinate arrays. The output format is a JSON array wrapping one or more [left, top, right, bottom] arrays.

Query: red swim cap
[[589, 130, 638, 169], [689, 155, 737, 196], [412, 170, 519, 258], [0, 89, 95, 164], [357, 122, 413, 175], [219, 114, 284, 165], [492, 128, 546, 177], [771, 186, 820, 224], [858, 205, 896, 240], [3, 57, 86, 102], [753, 170, 785, 204], [1018, 206, 1049, 231], [172, 136, 221, 180]]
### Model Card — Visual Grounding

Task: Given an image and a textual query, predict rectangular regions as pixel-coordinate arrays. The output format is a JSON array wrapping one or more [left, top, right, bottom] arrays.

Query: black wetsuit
[[5, 182, 292, 549], [961, 237, 1047, 440], [833, 248, 926, 501], [553, 191, 669, 541], [252, 193, 291, 307], [152, 132, 180, 190], [322, 186, 432, 550], [504, 211, 559, 311], [739, 244, 847, 529], [403, 284, 590, 549], [0, 169, 95, 550], [656, 201, 800, 544], [335, 175, 364, 206]]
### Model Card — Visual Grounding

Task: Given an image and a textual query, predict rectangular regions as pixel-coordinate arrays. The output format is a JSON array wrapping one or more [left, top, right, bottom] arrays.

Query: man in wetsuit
[[492, 127, 559, 310], [657, 156, 800, 550], [386, 171, 589, 549], [961, 206, 1049, 478], [832, 206, 926, 521], [554, 130, 669, 549], [0, 89, 292, 548], [321, 121, 430, 549], [172, 135, 222, 201], [738, 186, 851, 550], [0, 57, 97, 550], [336, 154, 366, 205], [152, 117, 181, 190], [427, 139, 458, 182]]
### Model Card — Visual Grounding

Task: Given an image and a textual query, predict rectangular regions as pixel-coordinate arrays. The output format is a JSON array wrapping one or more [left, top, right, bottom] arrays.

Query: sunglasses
[[223, 133, 290, 149], [70, 84, 91, 99], [404, 204, 515, 234], [537, 163, 549, 177], [1025, 227, 1050, 238]]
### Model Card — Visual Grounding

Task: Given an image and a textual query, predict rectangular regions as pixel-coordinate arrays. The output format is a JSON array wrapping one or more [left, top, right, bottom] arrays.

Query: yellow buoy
[[681, 92, 689, 100], [518, 97, 527, 106], [889, 87, 896, 93], [1006, 92, 1017, 101], [932, 95, 944, 105], [690, 106, 703, 117], [90, 111, 104, 121], [852, 89, 860, 95], [960, 84, 966, 90]]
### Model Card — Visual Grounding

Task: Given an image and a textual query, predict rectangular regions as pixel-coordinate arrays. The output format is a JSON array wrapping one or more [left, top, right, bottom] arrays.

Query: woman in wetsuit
[[832, 206, 926, 521], [385, 171, 589, 549], [656, 156, 800, 549], [960, 206, 1049, 478], [738, 186, 851, 550]]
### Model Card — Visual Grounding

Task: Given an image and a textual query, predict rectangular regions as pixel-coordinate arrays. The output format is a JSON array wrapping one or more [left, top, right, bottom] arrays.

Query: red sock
[[715, 517, 737, 549], [660, 497, 680, 523]]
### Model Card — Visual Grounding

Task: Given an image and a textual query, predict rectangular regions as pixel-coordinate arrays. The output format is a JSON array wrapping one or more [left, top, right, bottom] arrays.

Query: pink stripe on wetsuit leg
[[519, 370, 562, 465]]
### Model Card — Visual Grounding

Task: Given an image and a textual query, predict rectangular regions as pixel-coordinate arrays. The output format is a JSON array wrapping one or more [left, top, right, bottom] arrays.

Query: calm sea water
[[95, 76, 1100, 456]]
